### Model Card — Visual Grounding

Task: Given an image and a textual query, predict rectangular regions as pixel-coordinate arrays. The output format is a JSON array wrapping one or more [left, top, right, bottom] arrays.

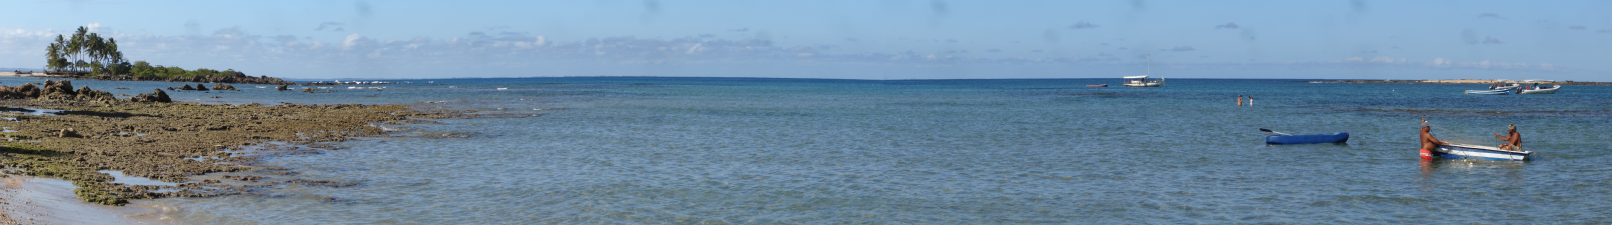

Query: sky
[[1, 0, 1609, 81]]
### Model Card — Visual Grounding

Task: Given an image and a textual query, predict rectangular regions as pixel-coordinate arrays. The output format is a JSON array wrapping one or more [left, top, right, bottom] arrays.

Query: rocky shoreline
[[0, 80, 470, 207], [31, 73, 296, 85], [1307, 79, 1612, 86]]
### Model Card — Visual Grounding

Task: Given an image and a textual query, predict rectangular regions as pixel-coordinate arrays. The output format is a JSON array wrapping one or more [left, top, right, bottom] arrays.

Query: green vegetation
[[45, 26, 247, 78], [127, 61, 248, 78]]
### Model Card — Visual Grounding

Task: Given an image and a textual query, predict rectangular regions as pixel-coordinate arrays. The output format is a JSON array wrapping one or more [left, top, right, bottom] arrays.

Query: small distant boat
[[1086, 84, 1108, 87], [1123, 76, 1163, 87], [1265, 132, 1349, 145], [1432, 143, 1531, 161], [497, 88, 509, 90], [1465, 89, 1512, 95], [1123, 55, 1165, 87], [1518, 85, 1560, 94]]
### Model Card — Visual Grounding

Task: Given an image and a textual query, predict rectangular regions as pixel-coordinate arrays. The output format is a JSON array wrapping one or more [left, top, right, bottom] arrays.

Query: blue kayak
[[1265, 132, 1349, 144]]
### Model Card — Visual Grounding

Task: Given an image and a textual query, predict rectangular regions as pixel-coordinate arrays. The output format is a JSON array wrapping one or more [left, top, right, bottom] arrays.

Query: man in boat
[[1420, 118, 1447, 160], [1494, 124, 1522, 151]]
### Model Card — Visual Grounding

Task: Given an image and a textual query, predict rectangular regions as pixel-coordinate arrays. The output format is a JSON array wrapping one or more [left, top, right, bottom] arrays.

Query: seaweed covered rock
[[0, 83, 41, 99], [195, 83, 210, 91], [130, 89, 173, 103], [40, 79, 76, 96], [212, 83, 239, 91], [73, 86, 117, 101], [58, 128, 80, 138]]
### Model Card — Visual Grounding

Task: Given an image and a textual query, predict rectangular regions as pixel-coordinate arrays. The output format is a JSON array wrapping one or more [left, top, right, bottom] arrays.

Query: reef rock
[[40, 80, 76, 96], [212, 83, 239, 91], [0, 84, 41, 99], [276, 85, 289, 91], [130, 89, 173, 103], [73, 86, 117, 101], [179, 84, 195, 91], [195, 84, 210, 91]]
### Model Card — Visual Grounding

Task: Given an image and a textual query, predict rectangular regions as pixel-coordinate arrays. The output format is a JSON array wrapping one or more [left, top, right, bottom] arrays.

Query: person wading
[[1238, 95, 1244, 107], [1494, 124, 1522, 151], [1419, 118, 1447, 161]]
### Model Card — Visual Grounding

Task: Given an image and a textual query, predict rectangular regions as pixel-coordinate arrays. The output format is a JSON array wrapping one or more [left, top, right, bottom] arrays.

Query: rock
[[0, 83, 40, 99], [212, 83, 239, 91], [179, 84, 195, 90], [167, 87, 175, 90], [40, 79, 75, 96], [74, 86, 116, 101], [276, 85, 289, 91], [58, 128, 79, 138], [195, 83, 210, 91], [302, 88, 315, 93], [130, 89, 173, 103]]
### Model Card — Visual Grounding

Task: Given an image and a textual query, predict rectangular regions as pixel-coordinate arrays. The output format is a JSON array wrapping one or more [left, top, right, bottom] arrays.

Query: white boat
[[1489, 83, 1520, 90], [1518, 85, 1560, 94], [1123, 54, 1165, 87], [1123, 75, 1164, 87], [1433, 143, 1531, 161], [1465, 89, 1511, 95]]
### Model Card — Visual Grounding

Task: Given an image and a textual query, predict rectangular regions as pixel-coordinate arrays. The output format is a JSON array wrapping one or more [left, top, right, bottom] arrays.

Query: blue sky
[[1, 0, 1609, 80]]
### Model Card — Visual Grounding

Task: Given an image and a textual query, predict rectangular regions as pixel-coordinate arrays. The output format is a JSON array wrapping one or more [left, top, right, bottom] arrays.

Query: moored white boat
[[1123, 54, 1165, 87], [1465, 89, 1511, 95], [1433, 143, 1531, 161], [1518, 85, 1560, 94], [1123, 76, 1163, 87]]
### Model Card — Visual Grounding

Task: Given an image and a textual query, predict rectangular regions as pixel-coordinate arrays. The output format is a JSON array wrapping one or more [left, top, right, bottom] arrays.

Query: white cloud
[[685, 43, 701, 54], [343, 33, 363, 50]]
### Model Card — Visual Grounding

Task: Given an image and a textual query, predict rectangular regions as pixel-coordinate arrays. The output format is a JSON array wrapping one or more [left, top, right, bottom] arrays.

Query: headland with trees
[[43, 26, 293, 85]]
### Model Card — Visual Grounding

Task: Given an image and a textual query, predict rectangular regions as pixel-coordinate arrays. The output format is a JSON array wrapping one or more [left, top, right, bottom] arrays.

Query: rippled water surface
[[6, 77, 1609, 223]]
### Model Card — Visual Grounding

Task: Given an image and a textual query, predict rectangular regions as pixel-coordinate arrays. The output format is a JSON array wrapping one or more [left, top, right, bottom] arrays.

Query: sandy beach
[[1, 174, 166, 224], [0, 72, 45, 77]]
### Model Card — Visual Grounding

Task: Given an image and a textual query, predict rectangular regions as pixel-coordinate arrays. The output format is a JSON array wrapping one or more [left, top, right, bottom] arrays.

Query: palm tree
[[46, 43, 61, 71], [106, 38, 120, 65], [68, 27, 87, 73]]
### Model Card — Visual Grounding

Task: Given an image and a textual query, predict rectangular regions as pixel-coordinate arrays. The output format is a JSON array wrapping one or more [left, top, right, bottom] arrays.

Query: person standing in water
[[1494, 124, 1522, 151], [1247, 96, 1253, 106], [1238, 95, 1244, 107], [1419, 118, 1448, 160]]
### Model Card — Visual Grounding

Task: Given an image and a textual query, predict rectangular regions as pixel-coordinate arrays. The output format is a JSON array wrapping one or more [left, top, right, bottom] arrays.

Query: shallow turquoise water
[[5, 77, 1610, 223]]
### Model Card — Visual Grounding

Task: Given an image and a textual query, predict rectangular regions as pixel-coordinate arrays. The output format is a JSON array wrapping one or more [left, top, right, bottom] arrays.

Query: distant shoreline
[[1305, 79, 1612, 86]]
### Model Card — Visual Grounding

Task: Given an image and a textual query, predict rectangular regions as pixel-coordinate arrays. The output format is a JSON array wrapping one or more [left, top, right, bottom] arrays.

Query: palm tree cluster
[[45, 26, 128, 75]]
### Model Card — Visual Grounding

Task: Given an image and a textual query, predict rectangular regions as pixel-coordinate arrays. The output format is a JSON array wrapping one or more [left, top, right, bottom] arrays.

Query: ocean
[[5, 77, 1610, 223]]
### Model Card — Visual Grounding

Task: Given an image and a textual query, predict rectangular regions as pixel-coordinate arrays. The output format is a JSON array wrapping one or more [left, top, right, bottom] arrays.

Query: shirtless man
[[1238, 95, 1244, 107], [1494, 124, 1522, 151], [1420, 118, 1447, 160]]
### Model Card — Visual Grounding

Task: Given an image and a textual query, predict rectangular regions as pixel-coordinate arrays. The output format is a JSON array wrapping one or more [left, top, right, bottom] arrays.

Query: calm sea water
[[6, 77, 1611, 224]]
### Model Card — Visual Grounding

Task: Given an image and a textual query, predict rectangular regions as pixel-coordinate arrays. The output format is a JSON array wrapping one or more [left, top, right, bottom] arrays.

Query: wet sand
[[1, 174, 165, 224]]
